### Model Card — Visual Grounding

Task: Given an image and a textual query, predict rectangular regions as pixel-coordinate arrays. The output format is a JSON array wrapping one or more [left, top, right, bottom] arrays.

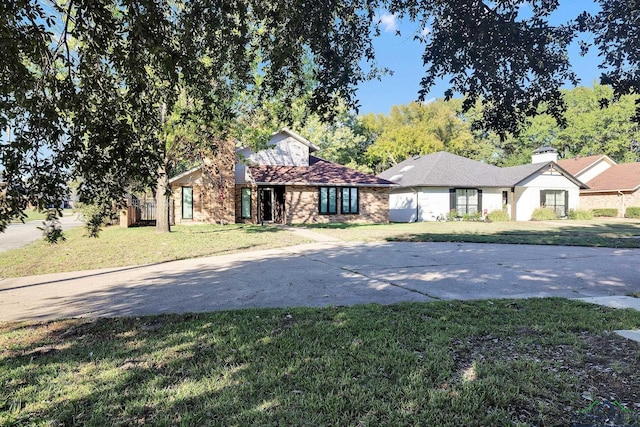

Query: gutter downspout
[[618, 190, 625, 217], [410, 187, 419, 222]]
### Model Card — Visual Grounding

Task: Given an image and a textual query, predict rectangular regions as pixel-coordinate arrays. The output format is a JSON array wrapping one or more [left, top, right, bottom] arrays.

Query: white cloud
[[423, 97, 437, 105], [379, 13, 397, 33]]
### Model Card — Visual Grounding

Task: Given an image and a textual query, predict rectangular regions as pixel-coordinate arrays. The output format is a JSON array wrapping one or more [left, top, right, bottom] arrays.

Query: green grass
[[303, 219, 640, 248], [0, 224, 308, 278], [1, 299, 639, 426], [10, 209, 75, 223]]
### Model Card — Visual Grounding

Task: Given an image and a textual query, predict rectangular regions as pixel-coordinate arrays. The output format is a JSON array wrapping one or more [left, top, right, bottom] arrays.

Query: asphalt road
[[0, 214, 84, 252], [1, 240, 639, 322]]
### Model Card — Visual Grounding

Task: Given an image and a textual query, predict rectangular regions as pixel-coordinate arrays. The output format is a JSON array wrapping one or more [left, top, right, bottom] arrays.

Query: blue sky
[[357, 2, 603, 115]]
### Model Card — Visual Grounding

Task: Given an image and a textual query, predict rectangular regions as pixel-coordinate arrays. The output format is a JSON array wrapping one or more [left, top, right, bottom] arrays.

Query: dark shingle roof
[[379, 152, 511, 187], [378, 151, 587, 188], [249, 156, 395, 187]]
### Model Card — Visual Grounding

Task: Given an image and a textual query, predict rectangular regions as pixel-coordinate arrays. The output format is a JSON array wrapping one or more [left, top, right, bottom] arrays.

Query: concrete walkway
[[1, 239, 639, 328], [275, 225, 342, 242]]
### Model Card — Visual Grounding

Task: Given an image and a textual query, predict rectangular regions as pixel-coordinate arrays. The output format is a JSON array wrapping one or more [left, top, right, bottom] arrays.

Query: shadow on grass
[[2, 300, 640, 426], [175, 224, 284, 234], [385, 222, 640, 248]]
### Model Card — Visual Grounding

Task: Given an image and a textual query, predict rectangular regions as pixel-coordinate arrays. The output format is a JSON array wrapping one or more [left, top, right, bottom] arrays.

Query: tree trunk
[[155, 159, 171, 233]]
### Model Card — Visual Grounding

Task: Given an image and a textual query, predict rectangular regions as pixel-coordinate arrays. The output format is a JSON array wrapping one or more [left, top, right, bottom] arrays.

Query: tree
[[361, 100, 475, 171], [387, 0, 640, 137], [482, 85, 640, 165], [298, 100, 372, 172], [3, 0, 640, 234], [1, 0, 382, 235], [578, 0, 640, 123]]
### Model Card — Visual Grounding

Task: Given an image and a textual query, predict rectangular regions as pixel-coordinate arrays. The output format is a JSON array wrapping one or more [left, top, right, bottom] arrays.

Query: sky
[[356, 1, 603, 115]]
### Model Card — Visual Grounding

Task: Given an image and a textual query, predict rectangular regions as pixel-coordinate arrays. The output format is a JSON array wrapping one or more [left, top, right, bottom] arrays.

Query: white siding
[[482, 188, 509, 217], [415, 188, 451, 221], [514, 170, 580, 221], [575, 159, 613, 184], [235, 163, 248, 184], [389, 191, 417, 222], [389, 187, 456, 222], [245, 134, 310, 166], [390, 187, 513, 222]]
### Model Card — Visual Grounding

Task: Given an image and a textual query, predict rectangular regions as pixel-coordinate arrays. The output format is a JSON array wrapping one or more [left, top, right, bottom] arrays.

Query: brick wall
[[579, 190, 640, 217], [285, 185, 389, 224], [171, 163, 236, 225]]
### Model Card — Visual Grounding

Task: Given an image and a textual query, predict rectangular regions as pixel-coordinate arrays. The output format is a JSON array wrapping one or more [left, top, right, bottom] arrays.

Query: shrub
[[462, 212, 482, 221], [591, 208, 618, 217], [531, 207, 558, 221], [487, 209, 510, 222], [625, 207, 640, 218], [568, 209, 593, 220], [447, 209, 458, 221]]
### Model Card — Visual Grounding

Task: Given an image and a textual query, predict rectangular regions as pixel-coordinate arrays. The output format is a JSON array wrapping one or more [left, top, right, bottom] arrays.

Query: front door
[[261, 188, 273, 222]]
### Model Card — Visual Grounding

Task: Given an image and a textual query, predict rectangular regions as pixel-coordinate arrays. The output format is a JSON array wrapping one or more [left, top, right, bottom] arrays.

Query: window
[[241, 188, 251, 219], [541, 190, 567, 217], [319, 187, 337, 214], [451, 188, 482, 215], [182, 187, 193, 220], [341, 187, 359, 214]]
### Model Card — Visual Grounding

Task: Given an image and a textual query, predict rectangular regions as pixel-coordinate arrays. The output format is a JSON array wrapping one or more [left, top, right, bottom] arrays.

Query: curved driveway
[[1, 240, 639, 322]]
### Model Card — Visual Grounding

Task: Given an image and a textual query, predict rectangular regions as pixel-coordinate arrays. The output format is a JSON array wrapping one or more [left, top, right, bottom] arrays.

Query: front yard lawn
[[305, 219, 640, 248], [10, 209, 75, 223], [0, 224, 309, 278], [1, 299, 639, 426]]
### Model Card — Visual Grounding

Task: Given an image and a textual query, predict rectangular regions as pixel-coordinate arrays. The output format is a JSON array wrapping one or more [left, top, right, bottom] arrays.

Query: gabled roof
[[278, 128, 320, 153], [502, 162, 588, 188], [249, 156, 395, 187], [169, 165, 201, 184], [378, 151, 587, 189], [235, 128, 320, 156], [378, 152, 507, 187], [556, 155, 615, 176], [583, 162, 640, 192]]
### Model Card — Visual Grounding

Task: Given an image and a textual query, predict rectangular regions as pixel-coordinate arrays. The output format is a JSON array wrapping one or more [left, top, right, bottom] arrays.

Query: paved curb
[[577, 296, 640, 343]]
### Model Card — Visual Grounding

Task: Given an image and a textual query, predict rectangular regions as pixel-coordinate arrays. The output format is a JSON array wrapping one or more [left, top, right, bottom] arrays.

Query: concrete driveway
[[1, 241, 639, 322], [0, 213, 84, 252]]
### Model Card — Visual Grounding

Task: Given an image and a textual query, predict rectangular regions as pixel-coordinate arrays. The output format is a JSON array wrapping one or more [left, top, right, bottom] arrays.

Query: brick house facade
[[170, 129, 394, 225], [557, 156, 640, 217]]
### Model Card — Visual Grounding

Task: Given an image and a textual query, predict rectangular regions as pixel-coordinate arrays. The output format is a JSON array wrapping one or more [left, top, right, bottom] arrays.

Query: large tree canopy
[[1, 0, 639, 233], [0, 0, 381, 233]]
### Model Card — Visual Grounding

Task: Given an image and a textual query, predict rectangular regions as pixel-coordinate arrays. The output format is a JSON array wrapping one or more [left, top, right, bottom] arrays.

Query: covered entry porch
[[257, 186, 286, 224]]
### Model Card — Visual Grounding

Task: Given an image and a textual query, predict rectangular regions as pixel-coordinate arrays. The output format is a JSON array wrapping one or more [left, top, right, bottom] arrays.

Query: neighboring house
[[169, 128, 394, 225], [378, 147, 586, 222], [557, 155, 640, 216]]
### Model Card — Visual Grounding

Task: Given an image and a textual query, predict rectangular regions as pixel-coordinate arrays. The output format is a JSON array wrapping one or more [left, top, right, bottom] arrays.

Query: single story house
[[378, 147, 587, 222], [169, 128, 395, 225], [557, 155, 640, 216]]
